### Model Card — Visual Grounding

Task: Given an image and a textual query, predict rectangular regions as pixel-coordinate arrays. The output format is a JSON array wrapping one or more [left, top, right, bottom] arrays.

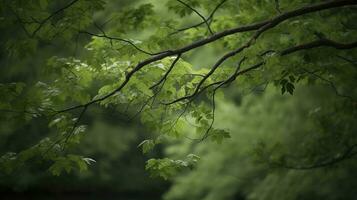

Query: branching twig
[[274, 144, 357, 170], [150, 54, 182, 89], [43, 105, 88, 155], [8, 6, 32, 37], [301, 68, 356, 102], [336, 55, 357, 67], [176, 0, 213, 34], [78, 30, 160, 56], [196, 58, 246, 142], [32, 0, 80, 37], [128, 54, 182, 120], [63, 105, 88, 144], [199, 89, 216, 142], [275, 0, 282, 13], [171, 0, 228, 35]]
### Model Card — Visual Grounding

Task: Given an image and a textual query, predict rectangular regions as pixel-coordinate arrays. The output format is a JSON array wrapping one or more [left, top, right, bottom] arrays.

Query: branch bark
[[281, 38, 357, 55]]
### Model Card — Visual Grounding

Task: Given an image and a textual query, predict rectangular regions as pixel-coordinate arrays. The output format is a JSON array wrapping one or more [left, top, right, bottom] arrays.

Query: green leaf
[[138, 139, 155, 154], [281, 86, 286, 94], [286, 82, 295, 95], [210, 129, 231, 144], [49, 155, 91, 176]]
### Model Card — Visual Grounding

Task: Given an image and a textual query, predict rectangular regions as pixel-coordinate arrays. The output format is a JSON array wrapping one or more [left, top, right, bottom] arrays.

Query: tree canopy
[[0, 0, 357, 199]]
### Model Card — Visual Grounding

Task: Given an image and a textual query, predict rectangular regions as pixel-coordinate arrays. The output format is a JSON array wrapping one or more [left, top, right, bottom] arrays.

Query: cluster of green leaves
[[146, 154, 200, 180]]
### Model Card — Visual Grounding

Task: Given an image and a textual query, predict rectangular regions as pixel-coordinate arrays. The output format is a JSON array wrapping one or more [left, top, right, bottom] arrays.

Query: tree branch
[[274, 144, 357, 170], [281, 38, 357, 55], [301, 68, 356, 102], [336, 55, 357, 67], [56, 0, 357, 113]]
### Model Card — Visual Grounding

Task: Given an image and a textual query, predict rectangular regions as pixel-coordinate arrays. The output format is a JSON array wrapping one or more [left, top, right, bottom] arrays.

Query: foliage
[[0, 1, 356, 199]]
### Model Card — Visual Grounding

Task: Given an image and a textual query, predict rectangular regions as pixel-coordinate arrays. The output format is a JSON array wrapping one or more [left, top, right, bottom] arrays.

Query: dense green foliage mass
[[0, 0, 356, 199]]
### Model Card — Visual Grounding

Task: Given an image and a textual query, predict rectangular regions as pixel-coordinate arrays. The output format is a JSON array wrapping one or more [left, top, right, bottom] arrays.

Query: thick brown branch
[[281, 38, 357, 55]]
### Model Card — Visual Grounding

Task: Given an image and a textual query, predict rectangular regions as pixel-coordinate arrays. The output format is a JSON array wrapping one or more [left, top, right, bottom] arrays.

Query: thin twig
[[171, 0, 228, 35], [176, 0, 213, 34], [32, 0, 80, 37]]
